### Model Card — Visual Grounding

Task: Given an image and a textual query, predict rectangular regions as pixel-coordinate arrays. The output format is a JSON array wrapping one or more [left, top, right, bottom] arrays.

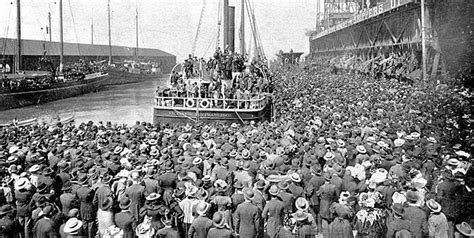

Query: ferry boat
[[153, 74, 271, 125], [153, 0, 272, 125]]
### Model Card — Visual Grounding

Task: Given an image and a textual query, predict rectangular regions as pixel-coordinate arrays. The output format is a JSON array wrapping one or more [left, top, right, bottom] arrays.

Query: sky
[[0, 0, 321, 61]]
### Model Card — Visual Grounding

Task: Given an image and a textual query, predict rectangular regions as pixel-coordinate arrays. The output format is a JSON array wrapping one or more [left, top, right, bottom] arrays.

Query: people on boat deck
[[165, 49, 271, 109]]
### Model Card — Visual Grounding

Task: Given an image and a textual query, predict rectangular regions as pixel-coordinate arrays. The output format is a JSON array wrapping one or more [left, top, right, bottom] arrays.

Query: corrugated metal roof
[[0, 38, 175, 57]]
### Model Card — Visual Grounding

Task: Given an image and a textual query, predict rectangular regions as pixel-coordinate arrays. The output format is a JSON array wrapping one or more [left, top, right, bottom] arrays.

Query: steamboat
[[153, 0, 272, 125]]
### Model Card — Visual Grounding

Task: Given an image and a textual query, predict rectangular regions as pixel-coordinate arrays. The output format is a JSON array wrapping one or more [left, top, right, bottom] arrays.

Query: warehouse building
[[0, 38, 176, 72]]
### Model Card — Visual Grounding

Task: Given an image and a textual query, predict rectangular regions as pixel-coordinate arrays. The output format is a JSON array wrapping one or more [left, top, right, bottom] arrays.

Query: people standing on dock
[[0, 57, 473, 238]]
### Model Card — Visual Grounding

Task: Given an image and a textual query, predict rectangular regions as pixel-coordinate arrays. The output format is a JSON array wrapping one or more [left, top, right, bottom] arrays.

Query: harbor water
[[0, 75, 169, 125]]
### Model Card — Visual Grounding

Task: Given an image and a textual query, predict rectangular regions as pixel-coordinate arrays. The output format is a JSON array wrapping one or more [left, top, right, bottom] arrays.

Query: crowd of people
[[309, 51, 422, 83], [163, 49, 272, 109], [0, 57, 473, 238]]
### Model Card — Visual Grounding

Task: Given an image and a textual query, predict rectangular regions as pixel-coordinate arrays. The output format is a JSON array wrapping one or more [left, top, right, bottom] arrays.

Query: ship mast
[[48, 12, 52, 43], [15, 0, 21, 73], [107, 0, 112, 65], [240, 0, 245, 55], [59, 0, 64, 72], [135, 4, 139, 59]]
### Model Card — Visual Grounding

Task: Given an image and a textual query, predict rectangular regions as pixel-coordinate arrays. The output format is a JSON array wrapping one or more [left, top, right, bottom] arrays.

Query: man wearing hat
[[317, 172, 337, 237], [93, 174, 114, 214], [75, 174, 96, 238], [233, 188, 262, 238], [155, 212, 178, 238], [207, 211, 232, 238], [262, 185, 284, 238], [305, 164, 325, 232], [277, 180, 293, 215], [0, 204, 21, 237], [125, 171, 145, 220], [386, 203, 413, 238], [231, 181, 245, 208], [115, 196, 137, 238], [404, 191, 428, 238], [59, 209, 83, 237], [14, 177, 33, 238], [252, 180, 266, 211], [426, 199, 448, 238], [188, 201, 212, 238], [156, 164, 177, 206], [288, 173, 304, 198], [33, 205, 58, 238]]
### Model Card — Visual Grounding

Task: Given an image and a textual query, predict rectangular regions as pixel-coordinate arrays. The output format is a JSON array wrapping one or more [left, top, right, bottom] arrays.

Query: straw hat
[[28, 164, 41, 173], [63, 218, 83, 234], [192, 157, 202, 165], [356, 145, 367, 154], [394, 138, 405, 147], [456, 222, 474, 237], [295, 197, 309, 211], [195, 201, 210, 216], [146, 193, 161, 201], [290, 173, 301, 183], [324, 151, 335, 161], [426, 199, 442, 213], [292, 210, 309, 221], [268, 185, 279, 196], [14, 177, 30, 190]]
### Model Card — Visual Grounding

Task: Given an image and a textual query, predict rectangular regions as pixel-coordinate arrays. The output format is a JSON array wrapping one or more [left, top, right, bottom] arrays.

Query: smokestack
[[223, 0, 229, 49], [228, 6, 235, 53]]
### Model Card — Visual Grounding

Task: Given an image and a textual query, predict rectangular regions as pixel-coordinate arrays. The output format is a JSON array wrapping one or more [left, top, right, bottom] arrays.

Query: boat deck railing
[[154, 95, 268, 111]]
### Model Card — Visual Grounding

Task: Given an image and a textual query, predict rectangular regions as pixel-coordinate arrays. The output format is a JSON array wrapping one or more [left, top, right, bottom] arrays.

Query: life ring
[[200, 99, 210, 108], [186, 99, 195, 108]]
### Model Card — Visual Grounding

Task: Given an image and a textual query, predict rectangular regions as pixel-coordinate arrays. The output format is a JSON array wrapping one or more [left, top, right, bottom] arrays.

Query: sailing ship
[[0, 0, 108, 111], [103, 1, 161, 86], [153, 0, 272, 125]]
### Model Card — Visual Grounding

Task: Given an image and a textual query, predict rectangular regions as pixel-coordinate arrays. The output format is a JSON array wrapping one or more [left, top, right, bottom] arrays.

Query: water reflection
[[0, 75, 169, 125]]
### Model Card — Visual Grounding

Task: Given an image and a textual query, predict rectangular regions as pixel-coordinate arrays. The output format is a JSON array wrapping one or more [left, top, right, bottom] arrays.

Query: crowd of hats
[[0, 58, 473, 237]]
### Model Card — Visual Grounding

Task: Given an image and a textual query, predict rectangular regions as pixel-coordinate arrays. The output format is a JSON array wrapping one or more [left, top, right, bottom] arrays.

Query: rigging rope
[[2, 3, 12, 57], [245, 0, 265, 59], [67, 0, 82, 56], [191, 0, 207, 56]]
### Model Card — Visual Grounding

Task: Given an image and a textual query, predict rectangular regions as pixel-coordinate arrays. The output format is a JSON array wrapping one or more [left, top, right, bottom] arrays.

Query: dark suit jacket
[[234, 201, 261, 238], [403, 206, 428, 238], [305, 175, 325, 206], [114, 211, 136, 238], [59, 193, 77, 215], [14, 189, 33, 217], [93, 185, 113, 208], [125, 184, 145, 219], [207, 227, 233, 238], [33, 217, 58, 238], [188, 216, 213, 238], [76, 186, 95, 221], [386, 217, 412, 238]]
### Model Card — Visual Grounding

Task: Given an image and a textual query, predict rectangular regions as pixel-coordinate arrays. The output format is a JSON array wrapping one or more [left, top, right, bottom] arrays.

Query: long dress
[[97, 208, 115, 238]]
